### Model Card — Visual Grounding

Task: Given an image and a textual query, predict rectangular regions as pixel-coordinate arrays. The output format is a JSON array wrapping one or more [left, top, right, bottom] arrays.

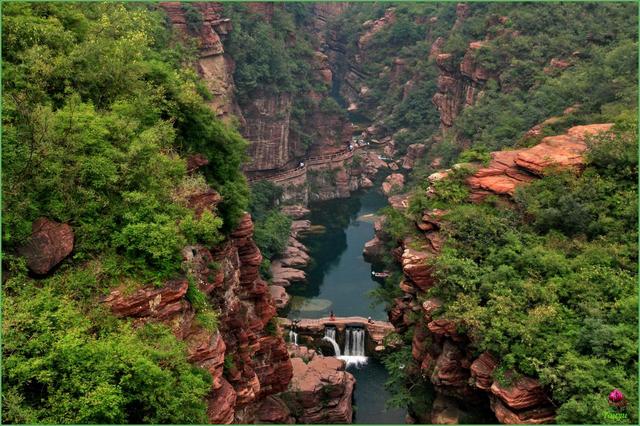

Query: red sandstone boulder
[[432, 341, 469, 386], [363, 235, 386, 262], [490, 374, 548, 410], [257, 395, 294, 424], [388, 193, 411, 211], [281, 356, 355, 423], [470, 352, 498, 390], [422, 298, 443, 321], [208, 378, 237, 424], [18, 217, 74, 275], [514, 124, 613, 176], [382, 173, 405, 195], [104, 279, 188, 319], [402, 144, 427, 170], [269, 285, 290, 309], [491, 397, 556, 424], [427, 319, 462, 341], [401, 248, 435, 291]]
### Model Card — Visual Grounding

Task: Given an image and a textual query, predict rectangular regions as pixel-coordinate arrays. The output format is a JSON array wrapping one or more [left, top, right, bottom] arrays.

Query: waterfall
[[340, 327, 368, 367], [323, 327, 341, 356], [289, 329, 298, 345]]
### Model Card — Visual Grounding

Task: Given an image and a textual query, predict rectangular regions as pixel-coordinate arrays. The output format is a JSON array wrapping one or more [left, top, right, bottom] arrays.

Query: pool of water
[[286, 188, 407, 424], [287, 189, 388, 320], [348, 359, 407, 424]]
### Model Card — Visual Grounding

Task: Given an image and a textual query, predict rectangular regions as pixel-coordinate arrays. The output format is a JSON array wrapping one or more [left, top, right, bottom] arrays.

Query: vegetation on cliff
[[430, 123, 637, 423], [2, 3, 249, 422]]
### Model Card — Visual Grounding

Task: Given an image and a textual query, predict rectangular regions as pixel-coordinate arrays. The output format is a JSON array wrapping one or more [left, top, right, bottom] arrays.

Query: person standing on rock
[[330, 310, 336, 321]]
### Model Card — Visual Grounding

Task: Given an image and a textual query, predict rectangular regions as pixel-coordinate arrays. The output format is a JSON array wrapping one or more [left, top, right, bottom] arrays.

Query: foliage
[[253, 210, 292, 260], [2, 286, 211, 424], [426, 128, 638, 423], [1, 4, 251, 422]]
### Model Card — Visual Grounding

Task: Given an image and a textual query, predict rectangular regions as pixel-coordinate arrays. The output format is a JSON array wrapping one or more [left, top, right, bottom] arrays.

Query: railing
[[247, 146, 360, 184]]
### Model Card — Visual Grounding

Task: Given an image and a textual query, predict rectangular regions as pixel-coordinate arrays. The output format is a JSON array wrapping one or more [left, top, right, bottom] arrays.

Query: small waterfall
[[340, 327, 368, 367], [289, 329, 298, 345], [323, 327, 341, 356]]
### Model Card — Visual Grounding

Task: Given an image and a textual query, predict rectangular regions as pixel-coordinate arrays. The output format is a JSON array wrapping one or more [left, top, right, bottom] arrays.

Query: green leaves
[[2, 287, 212, 424]]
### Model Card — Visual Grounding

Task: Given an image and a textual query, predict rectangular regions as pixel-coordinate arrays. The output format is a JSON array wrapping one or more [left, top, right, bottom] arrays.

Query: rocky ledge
[[269, 220, 312, 308], [278, 356, 355, 423], [466, 123, 613, 202], [281, 316, 395, 352], [388, 124, 616, 424]]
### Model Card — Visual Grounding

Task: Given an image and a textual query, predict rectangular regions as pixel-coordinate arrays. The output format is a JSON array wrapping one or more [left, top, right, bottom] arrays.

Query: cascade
[[289, 329, 298, 345], [340, 327, 367, 367], [323, 327, 341, 356]]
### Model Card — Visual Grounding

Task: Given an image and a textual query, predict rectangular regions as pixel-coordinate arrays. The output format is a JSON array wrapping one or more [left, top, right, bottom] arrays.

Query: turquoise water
[[286, 188, 406, 424]]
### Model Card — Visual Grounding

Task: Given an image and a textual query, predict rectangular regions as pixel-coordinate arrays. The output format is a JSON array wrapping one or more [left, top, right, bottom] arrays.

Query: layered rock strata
[[382, 124, 614, 423], [104, 187, 293, 422], [278, 356, 355, 423]]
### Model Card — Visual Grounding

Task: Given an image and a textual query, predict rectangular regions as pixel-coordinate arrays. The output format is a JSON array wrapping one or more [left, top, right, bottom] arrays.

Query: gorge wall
[[377, 123, 614, 424], [104, 204, 293, 423], [161, 2, 369, 204]]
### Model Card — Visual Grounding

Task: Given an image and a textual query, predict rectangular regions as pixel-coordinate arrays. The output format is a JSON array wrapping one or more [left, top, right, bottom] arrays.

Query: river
[[286, 188, 407, 424]]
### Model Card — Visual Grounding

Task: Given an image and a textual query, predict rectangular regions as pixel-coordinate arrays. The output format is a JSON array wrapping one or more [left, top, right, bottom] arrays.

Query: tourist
[[367, 316, 373, 324], [329, 310, 335, 321]]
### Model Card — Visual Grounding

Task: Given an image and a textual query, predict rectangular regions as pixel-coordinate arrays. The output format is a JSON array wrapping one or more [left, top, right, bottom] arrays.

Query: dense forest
[[1, 1, 638, 425], [1, 3, 247, 422]]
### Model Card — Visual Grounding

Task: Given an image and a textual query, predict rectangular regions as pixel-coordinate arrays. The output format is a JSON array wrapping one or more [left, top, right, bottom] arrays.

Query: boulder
[[18, 217, 74, 275], [271, 260, 306, 287], [363, 235, 386, 262], [257, 395, 294, 424], [382, 173, 405, 196], [103, 279, 189, 320], [490, 374, 548, 410], [432, 341, 469, 387], [491, 397, 555, 424], [281, 356, 355, 423], [470, 352, 498, 390], [401, 248, 434, 291], [269, 285, 290, 309], [402, 144, 426, 170]]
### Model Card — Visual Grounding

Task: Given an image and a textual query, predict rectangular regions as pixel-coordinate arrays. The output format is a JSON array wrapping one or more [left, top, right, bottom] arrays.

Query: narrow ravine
[[285, 187, 406, 424], [286, 189, 388, 319]]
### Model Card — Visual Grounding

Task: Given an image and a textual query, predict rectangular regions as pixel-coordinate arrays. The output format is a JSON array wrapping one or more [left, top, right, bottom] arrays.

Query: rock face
[[384, 124, 619, 425], [466, 124, 613, 202], [243, 91, 295, 172], [432, 40, 490, 129], [18, 217, 74, 275], [280, 356, 355, 424], [402, 144, 426, 169], [382, 173, 405, 195], [104, 211, 293, 423], [470, 352, 498, 390], [160, 2, 241, 122], [281, 204, 310, 219]]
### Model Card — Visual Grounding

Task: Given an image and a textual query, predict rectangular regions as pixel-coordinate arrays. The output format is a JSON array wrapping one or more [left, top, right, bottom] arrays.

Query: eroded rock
[[18, 217, 74, 275]]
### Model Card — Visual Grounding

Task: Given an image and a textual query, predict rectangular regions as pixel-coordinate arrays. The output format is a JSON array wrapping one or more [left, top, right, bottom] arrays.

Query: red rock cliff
[[105, 204, 293, 423], [387, 124, 613, 424]]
